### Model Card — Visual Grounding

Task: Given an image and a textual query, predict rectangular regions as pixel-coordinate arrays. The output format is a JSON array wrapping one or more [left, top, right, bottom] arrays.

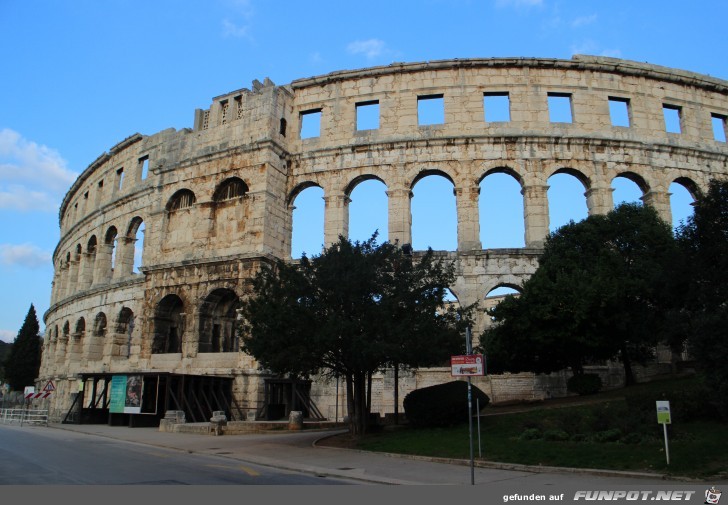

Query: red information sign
[[451, 354, 485, 376]]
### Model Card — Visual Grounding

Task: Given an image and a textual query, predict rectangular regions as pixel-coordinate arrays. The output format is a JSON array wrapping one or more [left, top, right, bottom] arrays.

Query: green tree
[[240, 234, 466, 435], [482, 203, 678, 385], [4, 304, 43, 391], [675, 179, 728, 418]]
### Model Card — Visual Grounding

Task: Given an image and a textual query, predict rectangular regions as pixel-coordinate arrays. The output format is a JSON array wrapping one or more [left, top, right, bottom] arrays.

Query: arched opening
[[105, 226, 118, 276], [152, 295, 185, 354], [128, 217, 145, 273], [167, 189, 196, 211], [214, 177, 248, 202], [74, 317, 86, 340], [116, 307, 135, 358], [290, 184, 324, 258], [479, 171, 525, 248], [198, 288, 242, 353], [547, 171, 588, 232], [166, 190, 196, 248], [88, 312, 107, 361], [411, 172, 457, 251], [85, 235, 97, 287], [612, 173, 646, 207], [347, 177, 388, 244], [484, 285, 522, 325], [670, 178, 697, 231]]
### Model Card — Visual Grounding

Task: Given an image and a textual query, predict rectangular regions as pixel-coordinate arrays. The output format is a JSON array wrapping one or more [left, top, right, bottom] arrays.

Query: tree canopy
[[675, 179, 728, 418], [240, 234, 468, 435], [482, 203, 678, 385], [4, 304, 42, 391]]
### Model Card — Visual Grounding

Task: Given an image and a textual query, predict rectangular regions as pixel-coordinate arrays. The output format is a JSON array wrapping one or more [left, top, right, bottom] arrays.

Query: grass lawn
[[344, 376, 728, 479]]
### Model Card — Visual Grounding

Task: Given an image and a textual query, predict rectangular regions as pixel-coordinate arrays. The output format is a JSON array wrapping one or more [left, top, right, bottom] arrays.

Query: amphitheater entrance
[[152, 294, 184, 354], [64, 372, 241, 426], [257, 378, 324, 421], [198, 288, 241, 353]]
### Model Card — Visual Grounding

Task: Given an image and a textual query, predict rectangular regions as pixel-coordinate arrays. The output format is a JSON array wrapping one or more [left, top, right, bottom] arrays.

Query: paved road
[[0, 424, 352, 485]]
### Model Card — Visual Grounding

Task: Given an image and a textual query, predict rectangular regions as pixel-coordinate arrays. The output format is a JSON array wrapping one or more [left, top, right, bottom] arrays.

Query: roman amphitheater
[[38, 55, 728, 426]]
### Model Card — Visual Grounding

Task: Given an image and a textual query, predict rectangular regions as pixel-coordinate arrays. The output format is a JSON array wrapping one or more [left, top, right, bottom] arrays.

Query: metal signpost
[[656, 400, 671, 465], [451, 327, 485, 486]]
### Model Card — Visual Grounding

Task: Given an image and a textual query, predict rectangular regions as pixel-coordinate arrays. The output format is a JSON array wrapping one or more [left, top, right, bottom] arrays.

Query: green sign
[[109, 376, 127, 414], [656, 400, 671, 424]]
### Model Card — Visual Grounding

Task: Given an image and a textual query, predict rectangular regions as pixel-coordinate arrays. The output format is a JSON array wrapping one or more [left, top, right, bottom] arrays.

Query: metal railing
[[0, 408, 49, 426]]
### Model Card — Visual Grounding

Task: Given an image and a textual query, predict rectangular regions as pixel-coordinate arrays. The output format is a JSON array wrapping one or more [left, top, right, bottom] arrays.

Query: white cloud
[[0, 329, 15, 343], [570, 40, 621, 59], [347, 39, 387, 59], [0, 243, 52, 269], [571, 14, 597, 28], [0, 129, 77, 212], [222, 19, 250, 38], [495, 0, 543, 7]]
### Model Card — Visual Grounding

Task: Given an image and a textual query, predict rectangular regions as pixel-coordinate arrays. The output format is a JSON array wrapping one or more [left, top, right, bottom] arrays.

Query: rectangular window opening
[[300, 109, 322, 139], [117, 168, 124, 191], [220, 100, 229, 125], [84, 191, 89, 200], [548, 93, 573, 123], [356, 100, 380, 131], [484, 92, 510, 123], [418, 94, 445, 126], [140, 156, 149, 180], [608, 97, 631, 127], [711, 113, 727, 142], [663, 104, 682, 134]]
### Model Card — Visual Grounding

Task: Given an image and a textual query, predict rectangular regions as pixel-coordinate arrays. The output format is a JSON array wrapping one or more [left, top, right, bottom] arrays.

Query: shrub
[[543, 429, 570, 441], [403, 380, 490, 428], [593, 428, 622, 443], [518, 428, 542, 441], [567, 373, 603, 396]]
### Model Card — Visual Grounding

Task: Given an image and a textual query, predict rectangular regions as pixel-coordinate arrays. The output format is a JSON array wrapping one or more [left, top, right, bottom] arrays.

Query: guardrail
[[0, 408, 49, 426]]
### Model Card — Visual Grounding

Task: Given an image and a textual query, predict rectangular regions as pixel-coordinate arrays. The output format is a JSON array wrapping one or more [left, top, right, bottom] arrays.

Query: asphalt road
[[0, 424, 352, 485]]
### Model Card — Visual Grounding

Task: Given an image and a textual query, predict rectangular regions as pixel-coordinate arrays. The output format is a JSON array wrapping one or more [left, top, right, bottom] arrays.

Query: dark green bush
[[543, 429, 570, 441], [403, 380, 490, 428], [593, 428, 622, 443], [567, 373, 603, 395], [518, 428, 542, 441]]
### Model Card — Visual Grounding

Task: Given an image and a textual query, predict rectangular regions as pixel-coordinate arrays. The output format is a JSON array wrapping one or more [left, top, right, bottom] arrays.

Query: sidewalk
[[46, 422, 701, 486]]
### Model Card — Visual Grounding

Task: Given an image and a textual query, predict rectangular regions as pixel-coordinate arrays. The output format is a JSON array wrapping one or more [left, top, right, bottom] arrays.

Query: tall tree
[[4, 304, 42, 391], [675, 179, 728, 418], [482, 203, 678, 385], [240, 234, 466, 435]]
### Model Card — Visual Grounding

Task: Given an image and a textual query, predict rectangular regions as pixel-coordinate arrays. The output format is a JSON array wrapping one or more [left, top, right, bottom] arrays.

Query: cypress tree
[[4, 304, 42, 391]]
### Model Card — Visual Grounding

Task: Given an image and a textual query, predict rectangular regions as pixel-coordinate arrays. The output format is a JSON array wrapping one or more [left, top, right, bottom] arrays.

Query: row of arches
[[54, 217, 146, 303], [290, 169, 697, 258], [45, 307, 135, 365]]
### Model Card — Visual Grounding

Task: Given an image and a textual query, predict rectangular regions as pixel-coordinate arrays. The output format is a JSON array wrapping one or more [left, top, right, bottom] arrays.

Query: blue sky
[[1, 0, 727, 342]]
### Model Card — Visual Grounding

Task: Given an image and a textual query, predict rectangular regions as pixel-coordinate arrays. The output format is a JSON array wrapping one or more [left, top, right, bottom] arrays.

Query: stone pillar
[[93, 244, 114, 286], [586, 184, 614, 216], [66, 255, 80, 298], [55, 336, 68, 365], [323, 192, 350, 248], [642, 189, 672, 225], [455, 186, 482, 251], [60, 263, 70, 300], [113, 237, 136, 279], [386, 187, 413, 248], [80, 251, 96, 290], [522, 184, 550, 247]]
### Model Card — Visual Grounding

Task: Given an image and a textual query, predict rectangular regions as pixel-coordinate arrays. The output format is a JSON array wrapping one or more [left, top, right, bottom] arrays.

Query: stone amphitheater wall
[[39, 56, 728, 422]]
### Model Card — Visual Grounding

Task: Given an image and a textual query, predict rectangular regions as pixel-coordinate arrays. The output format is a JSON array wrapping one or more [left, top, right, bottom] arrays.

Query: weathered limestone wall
[[40, 56, 728, 421]]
